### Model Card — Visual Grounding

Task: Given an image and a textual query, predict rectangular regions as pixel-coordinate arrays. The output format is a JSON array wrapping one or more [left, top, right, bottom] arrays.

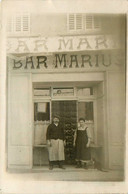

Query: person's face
[[53, 117, 59, 124], [79, 120, 85, 127]]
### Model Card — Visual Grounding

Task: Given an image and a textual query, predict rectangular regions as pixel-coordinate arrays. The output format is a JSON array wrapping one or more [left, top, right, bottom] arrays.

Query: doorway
[[52, 100, 77, 164]]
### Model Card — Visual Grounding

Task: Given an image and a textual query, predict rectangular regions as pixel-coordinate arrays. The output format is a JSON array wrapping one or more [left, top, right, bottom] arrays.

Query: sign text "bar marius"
[[11, 53, 122, 70]]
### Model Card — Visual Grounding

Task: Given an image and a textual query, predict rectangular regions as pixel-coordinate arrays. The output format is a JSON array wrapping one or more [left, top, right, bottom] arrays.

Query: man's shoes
[[59, 165, 65, 169], [75, 161, 81, 168], [49, 165, 53, 170], [83, 163, 88, 170], [75, 164, 81, 168]]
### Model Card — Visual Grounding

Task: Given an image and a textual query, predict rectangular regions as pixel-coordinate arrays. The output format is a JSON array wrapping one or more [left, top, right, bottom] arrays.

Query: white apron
[[48, 139, 65, 161]]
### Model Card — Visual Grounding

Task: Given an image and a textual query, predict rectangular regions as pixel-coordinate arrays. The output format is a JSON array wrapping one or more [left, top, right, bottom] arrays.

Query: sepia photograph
[[0, 0, 127, 193]]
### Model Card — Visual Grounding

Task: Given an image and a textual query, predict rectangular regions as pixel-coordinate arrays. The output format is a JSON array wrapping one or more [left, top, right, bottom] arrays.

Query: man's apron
[[48, 139, 65, 161]]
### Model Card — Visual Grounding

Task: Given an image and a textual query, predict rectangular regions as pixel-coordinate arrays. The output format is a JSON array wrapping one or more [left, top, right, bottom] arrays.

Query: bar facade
[[5, 1, 126, 171]]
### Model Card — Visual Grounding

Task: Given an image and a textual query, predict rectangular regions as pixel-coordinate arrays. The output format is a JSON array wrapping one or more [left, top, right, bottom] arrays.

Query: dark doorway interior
[[52, 101, 77, 164]]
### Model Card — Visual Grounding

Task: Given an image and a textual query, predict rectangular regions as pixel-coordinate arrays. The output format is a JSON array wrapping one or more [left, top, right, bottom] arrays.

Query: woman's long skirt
[[75, 130, 91, 161]]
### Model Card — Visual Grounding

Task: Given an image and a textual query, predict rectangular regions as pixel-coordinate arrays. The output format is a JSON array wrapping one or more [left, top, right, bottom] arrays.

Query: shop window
[[78, 101, 94, 121], [34, 102, 50, 121], [34, 102, 50, 145], [6, 12, 30, 34]]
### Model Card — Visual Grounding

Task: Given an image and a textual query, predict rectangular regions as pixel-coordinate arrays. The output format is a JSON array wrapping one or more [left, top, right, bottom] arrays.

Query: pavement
[[7, 165, 124, 182], [1, 167, 125, 194]]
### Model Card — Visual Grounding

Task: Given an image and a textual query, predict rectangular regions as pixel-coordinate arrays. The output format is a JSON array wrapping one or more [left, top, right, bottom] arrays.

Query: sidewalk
[[7, 166, 124, 182]]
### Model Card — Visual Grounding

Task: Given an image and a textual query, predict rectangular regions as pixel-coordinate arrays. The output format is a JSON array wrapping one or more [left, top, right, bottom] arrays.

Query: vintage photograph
[[0, 0, 127, 193]]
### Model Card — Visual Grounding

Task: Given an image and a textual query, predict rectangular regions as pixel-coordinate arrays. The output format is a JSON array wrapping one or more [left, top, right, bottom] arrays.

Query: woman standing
[[74, 118, 91, 169]]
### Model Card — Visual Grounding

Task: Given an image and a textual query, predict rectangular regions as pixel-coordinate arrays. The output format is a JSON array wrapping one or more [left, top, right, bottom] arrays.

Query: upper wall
[[31, 14, 67, 36], [6, 13, 126, 39]]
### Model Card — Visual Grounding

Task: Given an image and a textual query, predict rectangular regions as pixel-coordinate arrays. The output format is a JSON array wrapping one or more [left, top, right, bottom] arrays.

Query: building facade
[[5, 0, 126, 171]]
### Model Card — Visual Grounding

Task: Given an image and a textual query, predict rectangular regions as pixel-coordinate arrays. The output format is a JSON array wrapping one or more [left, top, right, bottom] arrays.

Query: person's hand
[[73, 141, 75, 147], [86, 143, 90, 148], [64, 140, 66, 146], [47, 140, 52, 147]]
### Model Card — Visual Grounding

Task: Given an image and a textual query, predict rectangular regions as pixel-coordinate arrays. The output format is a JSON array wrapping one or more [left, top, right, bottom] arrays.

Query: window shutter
[[7, 13, 30, 33], [15, 14, 22, 32], [86, 14, 93, 29], [23, 14, 30, 32], [76, 14, 82, 30], [69, 14, 75, 30], [7, 16, 13, 32]]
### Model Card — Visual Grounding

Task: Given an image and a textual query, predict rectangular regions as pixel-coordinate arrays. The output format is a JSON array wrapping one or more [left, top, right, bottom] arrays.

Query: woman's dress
[[75, 127, 91, 161]]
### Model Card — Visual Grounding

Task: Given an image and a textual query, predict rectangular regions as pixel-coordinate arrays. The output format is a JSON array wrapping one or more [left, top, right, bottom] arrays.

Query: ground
[[1, 167, 125, 194], [7, 165, 124, 182]]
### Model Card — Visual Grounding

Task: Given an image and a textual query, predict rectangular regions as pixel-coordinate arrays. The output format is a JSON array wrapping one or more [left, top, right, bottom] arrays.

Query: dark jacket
[[46, 123, 65, 140]]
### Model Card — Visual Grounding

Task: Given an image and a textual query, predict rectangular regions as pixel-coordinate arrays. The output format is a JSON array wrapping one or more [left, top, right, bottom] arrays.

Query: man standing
[[46, 115, 66, 170]]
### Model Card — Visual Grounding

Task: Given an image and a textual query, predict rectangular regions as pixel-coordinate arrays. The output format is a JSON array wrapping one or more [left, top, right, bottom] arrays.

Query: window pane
[[77, 87, 93, 96], [34, 88, 50, 96], [34, 102, 50, 121], [78, 101, 94, 121]]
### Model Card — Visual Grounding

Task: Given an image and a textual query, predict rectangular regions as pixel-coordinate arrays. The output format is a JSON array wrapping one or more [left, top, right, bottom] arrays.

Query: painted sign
[[7, 35, 120, 54], [8, 51, 125, 72]]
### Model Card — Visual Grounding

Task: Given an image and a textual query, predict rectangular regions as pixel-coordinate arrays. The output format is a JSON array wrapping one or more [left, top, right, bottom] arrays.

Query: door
[[8, 74, 33, 169], [52, 101, 77, 164]]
